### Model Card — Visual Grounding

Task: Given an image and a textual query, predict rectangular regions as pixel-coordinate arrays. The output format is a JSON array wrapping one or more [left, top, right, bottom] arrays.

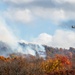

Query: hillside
[[0, 41, 75, 75]]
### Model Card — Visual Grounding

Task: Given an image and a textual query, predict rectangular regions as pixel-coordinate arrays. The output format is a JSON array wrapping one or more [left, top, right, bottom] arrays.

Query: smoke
[[0, 40, 46, 57], [0, 41, 13, 57], [0, 17, 18, 48], [0, 17, 46, 57], [18, 40, 46, 57], [0, 39, 46, 57]]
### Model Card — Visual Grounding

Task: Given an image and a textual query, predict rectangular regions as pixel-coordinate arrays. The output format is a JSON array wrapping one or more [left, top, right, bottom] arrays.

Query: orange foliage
[[0, 55, 73, 75], [56, 55, 72, 65], [41, 55, 72, 73]]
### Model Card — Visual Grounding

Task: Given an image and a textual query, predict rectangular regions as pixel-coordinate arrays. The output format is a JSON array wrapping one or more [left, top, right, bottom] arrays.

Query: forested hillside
[[0, 42, 75, 75]]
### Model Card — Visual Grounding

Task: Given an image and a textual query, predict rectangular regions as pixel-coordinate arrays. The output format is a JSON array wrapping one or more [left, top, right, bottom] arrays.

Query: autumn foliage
[[0, 54, 74, 75], [41, 55, 72, 73]]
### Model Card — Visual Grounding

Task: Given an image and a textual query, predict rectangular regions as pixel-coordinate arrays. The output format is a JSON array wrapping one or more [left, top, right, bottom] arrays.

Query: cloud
[[52, 30, 75, 48], [56, 0, 75, 3], [2, 7, 66, 24], [1, 0, 75, 24], [33, 30, 75, 49], [3, 8, 34, 23], [32, 33, 52, 45], [0, 0, 75, 49], [32, 7, 66, 24], [0, 17, 18, 46], [3, 0, 75, 11], [3, 0, 34, 4], [0, 0, 75, 30]]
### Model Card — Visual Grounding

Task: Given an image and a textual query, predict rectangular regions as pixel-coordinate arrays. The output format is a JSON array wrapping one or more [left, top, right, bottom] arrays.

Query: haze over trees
[[0, 42, 75, 75]]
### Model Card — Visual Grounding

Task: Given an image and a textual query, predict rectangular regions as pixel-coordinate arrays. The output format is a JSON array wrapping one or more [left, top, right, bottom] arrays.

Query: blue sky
[[6, 18, 58, 41], [0, 0, 58, 40], [0, 0, 75, 48]]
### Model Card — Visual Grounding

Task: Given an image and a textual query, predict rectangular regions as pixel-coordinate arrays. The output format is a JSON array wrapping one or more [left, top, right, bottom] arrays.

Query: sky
[[0, 0, 75, 48]]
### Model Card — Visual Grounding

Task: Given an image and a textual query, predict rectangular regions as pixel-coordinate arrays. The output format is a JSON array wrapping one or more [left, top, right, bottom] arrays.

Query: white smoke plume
[[0, 17, 18, 47], [0, 18, 46, 57]]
